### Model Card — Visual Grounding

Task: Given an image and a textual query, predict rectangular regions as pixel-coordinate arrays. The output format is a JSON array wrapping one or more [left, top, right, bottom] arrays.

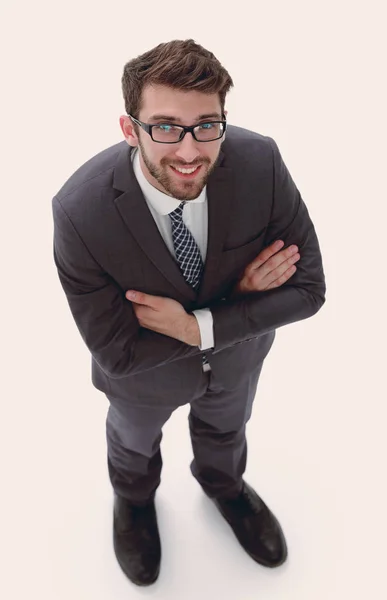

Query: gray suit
[[52, 124, 326, 503]]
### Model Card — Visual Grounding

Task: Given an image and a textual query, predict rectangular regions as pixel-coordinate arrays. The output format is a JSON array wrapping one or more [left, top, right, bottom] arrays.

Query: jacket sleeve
[[210, 137, 326, 353], [52, 196, 202, 378]]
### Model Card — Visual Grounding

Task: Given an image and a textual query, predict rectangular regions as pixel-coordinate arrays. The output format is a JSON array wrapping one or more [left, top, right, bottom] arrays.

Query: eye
[[198, 122, 214, 129], [156, 124, 177, 132]]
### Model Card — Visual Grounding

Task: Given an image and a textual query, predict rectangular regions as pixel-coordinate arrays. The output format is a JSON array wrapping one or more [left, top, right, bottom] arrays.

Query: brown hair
[[121, 39, 234, 132]]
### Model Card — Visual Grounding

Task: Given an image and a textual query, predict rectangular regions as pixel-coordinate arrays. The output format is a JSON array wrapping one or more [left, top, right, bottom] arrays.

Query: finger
[[255, 253, 300, 288], [263, 265, 298, 290], [132, 303, 152, 322], [126, 290, 158, 307], [246, 252, 298, 290], [244, 240, 285, 276], [245, 244, 298, 278]]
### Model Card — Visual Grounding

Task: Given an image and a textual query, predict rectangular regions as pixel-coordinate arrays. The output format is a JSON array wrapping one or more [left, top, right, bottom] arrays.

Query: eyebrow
[[148, 112, 222, 123]]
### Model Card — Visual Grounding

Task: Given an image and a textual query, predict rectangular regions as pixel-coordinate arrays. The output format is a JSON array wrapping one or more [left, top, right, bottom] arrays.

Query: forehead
[[140, 84, 222, 121]]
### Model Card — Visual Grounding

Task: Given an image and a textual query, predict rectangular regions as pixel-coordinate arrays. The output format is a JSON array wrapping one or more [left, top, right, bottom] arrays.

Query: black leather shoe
[[209, 481, 288, 567], [113, 493, 161, 586]]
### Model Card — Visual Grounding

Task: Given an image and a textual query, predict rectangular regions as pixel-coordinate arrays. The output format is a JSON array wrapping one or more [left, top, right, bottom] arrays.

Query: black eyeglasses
[[128, 114, 227, 144]]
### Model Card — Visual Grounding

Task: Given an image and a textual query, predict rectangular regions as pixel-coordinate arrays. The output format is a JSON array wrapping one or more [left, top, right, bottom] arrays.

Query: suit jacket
[[52, 124, 326, 408]]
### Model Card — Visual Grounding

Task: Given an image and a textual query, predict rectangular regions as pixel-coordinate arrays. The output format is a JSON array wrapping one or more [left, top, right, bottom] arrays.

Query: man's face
[[120, 84, 227, 201]]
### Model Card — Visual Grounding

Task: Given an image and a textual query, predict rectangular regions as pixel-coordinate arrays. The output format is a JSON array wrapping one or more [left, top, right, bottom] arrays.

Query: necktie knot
[[169, 202, 185, 223]]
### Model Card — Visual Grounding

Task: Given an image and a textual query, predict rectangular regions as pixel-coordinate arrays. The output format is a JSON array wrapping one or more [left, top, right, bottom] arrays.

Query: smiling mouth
[[170, 165, 202, 178]]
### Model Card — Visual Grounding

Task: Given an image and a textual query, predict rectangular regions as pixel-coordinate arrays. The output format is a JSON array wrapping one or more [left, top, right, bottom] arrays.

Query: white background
[[1, 1, 386, 598]]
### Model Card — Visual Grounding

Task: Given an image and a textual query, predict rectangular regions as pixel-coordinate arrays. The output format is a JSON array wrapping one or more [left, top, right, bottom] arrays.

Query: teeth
[[174, 166, 198, 174]]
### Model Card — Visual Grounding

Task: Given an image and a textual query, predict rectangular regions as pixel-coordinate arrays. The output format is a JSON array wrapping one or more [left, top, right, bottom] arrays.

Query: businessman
[[52, 39, 326, 586]]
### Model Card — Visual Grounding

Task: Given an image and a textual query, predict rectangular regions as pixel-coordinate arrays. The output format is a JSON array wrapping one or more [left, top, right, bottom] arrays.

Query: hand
[[232, 240, 300, 296], [125, 290, 201, 346]]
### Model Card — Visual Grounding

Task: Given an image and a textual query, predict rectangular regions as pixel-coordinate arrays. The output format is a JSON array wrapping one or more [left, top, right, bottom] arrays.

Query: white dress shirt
[[131, 148, 214, 351]]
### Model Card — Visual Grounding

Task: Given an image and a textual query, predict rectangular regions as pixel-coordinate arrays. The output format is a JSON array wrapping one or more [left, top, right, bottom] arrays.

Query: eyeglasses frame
[[128, 113, 227, 144]]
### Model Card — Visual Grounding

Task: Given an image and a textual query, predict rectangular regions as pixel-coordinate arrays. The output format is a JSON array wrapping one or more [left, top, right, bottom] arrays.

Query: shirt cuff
[[192, 308, 214, 350]]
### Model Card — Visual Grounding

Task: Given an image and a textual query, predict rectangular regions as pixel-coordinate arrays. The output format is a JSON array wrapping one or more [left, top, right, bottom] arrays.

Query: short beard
[[137, 139, 219, 201]]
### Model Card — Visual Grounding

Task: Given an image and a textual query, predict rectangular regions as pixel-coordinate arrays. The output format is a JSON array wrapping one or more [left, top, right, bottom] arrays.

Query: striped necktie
[[169, 201, 210, 372]]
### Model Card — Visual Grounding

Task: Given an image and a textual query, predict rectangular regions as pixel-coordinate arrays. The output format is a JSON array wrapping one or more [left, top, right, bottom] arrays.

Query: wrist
[[183, 314, 201, 347]]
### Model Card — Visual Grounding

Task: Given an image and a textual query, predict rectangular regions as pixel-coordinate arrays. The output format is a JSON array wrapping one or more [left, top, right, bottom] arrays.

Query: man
[[52, 39, 326, 587]]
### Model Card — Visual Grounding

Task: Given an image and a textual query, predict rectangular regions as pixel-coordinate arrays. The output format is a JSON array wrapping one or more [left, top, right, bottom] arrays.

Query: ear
[[222, 110, 228, 142], [119, 115, 139, 147]]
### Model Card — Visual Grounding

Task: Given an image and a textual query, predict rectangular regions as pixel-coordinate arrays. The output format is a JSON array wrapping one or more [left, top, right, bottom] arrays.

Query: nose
[[174, 131, 201, 163]]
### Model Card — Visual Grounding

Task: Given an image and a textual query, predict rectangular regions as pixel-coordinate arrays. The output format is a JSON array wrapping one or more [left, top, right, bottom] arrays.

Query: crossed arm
[[124, 236, 302, 349], [52, 138, 326, 378], [124, 289, 202, 347]]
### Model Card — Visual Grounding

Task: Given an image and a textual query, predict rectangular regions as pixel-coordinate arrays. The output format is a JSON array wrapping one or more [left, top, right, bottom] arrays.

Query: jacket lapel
[[112, 144, 233, 301], [196, 166, 233, 304]]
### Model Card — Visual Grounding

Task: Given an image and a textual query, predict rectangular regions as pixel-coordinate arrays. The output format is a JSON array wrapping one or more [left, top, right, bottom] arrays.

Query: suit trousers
[[105, 359, 264, 504]]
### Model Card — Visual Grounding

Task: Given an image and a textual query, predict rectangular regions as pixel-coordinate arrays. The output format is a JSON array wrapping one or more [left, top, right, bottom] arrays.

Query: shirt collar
[[131, 147, 206, 216]]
